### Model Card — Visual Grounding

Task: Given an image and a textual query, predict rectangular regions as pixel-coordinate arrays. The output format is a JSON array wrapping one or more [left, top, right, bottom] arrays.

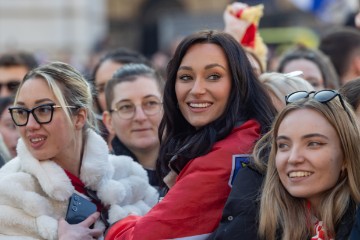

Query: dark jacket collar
[[111, 136, 138, 162]]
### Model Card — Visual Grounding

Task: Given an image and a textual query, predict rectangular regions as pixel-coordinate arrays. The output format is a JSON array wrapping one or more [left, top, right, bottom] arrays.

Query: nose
[[132, 105, 147, 121], [287, 146, 305, 165], [189, 78, 206, 96], [25, 113, 41, 130], [0, 86, 11, 98]]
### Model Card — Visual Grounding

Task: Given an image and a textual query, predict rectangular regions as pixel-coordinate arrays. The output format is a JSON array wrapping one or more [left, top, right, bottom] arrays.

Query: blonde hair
[[15, 62, 97, 134], [254, 97, 360, 239], [259, 72, 315, 108]]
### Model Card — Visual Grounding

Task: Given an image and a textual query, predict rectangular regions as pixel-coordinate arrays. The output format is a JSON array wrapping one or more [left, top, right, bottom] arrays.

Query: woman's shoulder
[[213, 119, 261, 151], [0, 157, 22, 179]]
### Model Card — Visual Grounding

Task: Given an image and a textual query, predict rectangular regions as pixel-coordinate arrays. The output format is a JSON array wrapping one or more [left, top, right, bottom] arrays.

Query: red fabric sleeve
[[105, 120, 260, 240]]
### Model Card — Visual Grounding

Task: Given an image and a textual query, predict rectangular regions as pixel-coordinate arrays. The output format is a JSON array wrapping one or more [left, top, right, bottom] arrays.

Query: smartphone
[[65, 192, 97, 225]]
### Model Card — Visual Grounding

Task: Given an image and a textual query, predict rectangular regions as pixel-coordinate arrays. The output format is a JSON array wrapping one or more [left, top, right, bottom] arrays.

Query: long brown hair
[[254, 97, 360, 239]]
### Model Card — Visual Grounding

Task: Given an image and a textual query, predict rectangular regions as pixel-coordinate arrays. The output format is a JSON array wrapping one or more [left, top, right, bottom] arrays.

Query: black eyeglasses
[[8, 103, 78, 126], [0, 80, 21, 94], [285, 90, 350, 117]]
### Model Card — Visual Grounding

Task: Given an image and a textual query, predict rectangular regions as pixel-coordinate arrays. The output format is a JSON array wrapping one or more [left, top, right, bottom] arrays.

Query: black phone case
[[65, 193, 97, 224]]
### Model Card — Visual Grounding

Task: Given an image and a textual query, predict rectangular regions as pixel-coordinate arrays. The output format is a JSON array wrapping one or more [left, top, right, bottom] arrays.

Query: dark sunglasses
[[285, 90, 350, 118], [0, 80, 21, 93]]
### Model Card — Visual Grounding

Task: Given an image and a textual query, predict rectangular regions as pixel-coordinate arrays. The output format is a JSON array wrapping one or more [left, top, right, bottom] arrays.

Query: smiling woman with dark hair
[[102, 30, 276, 240]]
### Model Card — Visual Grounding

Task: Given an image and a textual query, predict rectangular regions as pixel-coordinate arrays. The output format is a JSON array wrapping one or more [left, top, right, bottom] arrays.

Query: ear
[[354, 55, 360, 76], [74, 108, 87, 130], [102, 111, 115, 135]]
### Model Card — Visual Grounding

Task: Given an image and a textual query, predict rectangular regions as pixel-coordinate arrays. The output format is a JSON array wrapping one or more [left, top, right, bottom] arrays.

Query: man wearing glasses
[[0, 51, 38, 97]]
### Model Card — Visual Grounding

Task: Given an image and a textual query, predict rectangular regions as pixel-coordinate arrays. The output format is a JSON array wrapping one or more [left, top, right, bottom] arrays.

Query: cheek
[[275, 153, 287, 177], [175, 82, 186, 102], [149, 114, 162, 127]]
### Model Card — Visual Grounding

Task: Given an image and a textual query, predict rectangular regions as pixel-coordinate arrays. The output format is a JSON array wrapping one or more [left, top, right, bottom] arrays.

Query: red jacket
[[105, 120, 261, 240]]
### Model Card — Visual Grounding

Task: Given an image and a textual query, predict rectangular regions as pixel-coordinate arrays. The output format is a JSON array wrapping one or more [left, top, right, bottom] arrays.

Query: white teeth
[[30, 137, 45, 143], [289, 171, 312, 178], [189, 103, 211, 108]]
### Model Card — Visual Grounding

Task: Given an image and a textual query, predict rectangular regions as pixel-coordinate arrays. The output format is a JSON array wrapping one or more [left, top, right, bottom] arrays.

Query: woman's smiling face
[[275, 108, 344, 208], [175, 43, 232, 129]]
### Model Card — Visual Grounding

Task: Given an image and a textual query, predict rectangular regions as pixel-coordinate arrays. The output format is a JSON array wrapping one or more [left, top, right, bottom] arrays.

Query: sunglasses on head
[[285, 90, 350, 118]]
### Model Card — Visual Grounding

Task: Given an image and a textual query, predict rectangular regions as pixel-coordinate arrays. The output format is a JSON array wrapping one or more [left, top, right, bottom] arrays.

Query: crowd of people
[[0, 2, 359, 240]]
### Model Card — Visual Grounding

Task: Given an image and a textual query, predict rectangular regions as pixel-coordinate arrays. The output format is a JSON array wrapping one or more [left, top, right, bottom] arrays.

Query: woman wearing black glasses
[[0, 62, 158, 239], [254, 90, 360, 239]]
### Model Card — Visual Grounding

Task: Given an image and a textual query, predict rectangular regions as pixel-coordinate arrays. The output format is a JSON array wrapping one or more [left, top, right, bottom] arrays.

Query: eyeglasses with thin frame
[[109, 99, 162, 120], [285, 90, 350, 118], [0, 80, 21, 94], [8, 103, 78, 126]]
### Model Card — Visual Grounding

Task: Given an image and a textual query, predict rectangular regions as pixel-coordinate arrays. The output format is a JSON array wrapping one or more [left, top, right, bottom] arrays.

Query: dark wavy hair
[[157, 30, 276, 180]]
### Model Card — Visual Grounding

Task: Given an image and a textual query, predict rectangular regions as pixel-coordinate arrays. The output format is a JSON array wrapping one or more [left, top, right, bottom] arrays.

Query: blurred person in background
[[90, 48, 152, 149], [339, 77, 360, 121], [0, 96, 19, 160], [0, 51, 38, 97], [319, 27, 360, 85], [223, 2, 268, 75], [259, 71, 315, 112], [277, 45, 340, 90], [102, 63, 164, 190]]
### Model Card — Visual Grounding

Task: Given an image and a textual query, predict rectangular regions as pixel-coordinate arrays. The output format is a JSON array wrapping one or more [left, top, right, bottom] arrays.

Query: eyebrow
[[178, 63, 226, 71], [16, 98, 54, 106], [205, 63, 226, 70], [276, 133, 329, 141], [115, 95, 161, 104]]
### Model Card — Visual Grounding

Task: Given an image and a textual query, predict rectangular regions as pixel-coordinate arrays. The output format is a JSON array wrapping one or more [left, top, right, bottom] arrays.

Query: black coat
[[209, 166, 264, 240], [111, 136, 160, 187], [209, 165, 356, 240]]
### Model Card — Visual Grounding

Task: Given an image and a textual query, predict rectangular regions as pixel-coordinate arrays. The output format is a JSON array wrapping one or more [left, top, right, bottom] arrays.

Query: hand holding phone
[[65, 193, 97, 225], [59, 212, 103, 240]]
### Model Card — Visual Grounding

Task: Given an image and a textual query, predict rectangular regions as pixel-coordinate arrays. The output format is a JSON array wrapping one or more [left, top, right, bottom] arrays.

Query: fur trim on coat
[[0, 129, 158, 240]]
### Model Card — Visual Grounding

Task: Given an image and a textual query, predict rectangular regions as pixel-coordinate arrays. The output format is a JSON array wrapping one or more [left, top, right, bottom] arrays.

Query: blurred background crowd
[[0, 0, 358, 78]]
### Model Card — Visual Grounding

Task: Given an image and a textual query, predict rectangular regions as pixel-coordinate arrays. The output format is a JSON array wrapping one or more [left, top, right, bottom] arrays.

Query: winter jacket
[[105, 120, 261, 240], [0, 129, 159, 240], [209, 166, 264, 240], [111, 136, 159, 188]]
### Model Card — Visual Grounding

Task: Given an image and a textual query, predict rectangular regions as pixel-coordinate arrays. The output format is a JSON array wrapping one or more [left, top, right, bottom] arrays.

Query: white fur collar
[[16, 129, 113, 201]]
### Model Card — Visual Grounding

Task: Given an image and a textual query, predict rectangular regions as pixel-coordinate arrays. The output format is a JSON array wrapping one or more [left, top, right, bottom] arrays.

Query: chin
[[30, 151, 52, 161], [134, 140, 158, 149]]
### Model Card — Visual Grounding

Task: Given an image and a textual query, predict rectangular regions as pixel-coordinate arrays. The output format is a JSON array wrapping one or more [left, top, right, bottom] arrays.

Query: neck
[[132, 146, 159, 170], [54, 130, 84, 177], [307, 198, 321, 219]]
